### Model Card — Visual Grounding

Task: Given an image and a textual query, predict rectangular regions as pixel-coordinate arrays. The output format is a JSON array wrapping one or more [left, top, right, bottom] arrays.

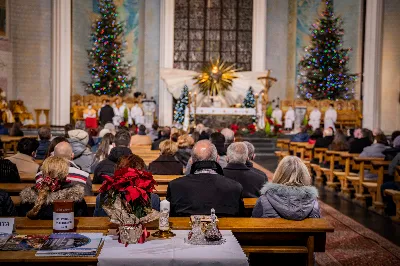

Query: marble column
[[51, 0, 72, 126], [362, 0, 383, 129], [252, 0, 267, 72], [159, 0, 174, 126]]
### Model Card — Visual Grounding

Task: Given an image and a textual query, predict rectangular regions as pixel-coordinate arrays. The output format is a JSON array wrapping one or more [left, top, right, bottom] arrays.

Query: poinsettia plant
[[99, 167, 157, 219]]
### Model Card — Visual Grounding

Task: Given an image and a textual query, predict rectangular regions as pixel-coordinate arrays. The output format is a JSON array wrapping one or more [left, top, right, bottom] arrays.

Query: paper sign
[[0, 218, 15, 234], [53, 212, 74, 231]]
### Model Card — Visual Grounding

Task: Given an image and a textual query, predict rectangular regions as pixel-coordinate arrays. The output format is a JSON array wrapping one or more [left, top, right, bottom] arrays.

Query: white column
[[252, 0, 267, 71], [362, 0, 383, 129], [159, 0, 174, 126], [51, 0, 72, 126]]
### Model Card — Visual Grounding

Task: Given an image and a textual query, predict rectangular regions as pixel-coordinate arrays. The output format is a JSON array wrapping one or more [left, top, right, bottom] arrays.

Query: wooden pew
[[3, 217, 334, 265], [383, 165, 400, 222], [349, 157, 384, 206], [333, 153, 359, 199], [363, 160, 391, 214], [320, 151, 344, 191], [310, 148, 328, 187]]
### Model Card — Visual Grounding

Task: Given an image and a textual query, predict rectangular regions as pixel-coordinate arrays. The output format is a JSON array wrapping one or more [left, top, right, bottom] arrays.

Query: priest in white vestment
[[112, 103, 121, 126], [324, 104, 337, 130], [143, 100, 156, 129], [271, 105, 283, 126], [131, 103, 144, 125], [284, 107, 295, 130], [256, 96, 265, 130], [308, 107, 321, 131]]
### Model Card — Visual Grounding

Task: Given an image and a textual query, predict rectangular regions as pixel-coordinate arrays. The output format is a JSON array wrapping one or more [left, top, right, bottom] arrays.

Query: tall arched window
[[174, 0, 253, 71]]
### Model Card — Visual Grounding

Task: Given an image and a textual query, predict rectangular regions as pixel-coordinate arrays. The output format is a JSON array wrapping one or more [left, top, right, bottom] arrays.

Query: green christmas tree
[[85, 0, 134, 96], [242, 87, 255, 108], [297, 0, 357, 100], [173, 85, 190, 124]]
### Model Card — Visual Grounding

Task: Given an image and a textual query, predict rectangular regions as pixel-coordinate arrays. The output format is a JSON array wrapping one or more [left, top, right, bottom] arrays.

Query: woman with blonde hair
[[175, 134, 194, 166], [148, 140, 183, 175], [20, 157, 88, 219], [252, 156, 320, 220]]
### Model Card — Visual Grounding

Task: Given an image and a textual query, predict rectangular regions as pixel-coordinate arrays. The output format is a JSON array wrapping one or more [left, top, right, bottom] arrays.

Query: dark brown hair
[[116, 154, 146, 171]]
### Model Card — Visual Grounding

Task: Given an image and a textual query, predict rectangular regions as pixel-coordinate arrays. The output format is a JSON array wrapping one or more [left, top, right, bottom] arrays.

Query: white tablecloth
[[98, 230, 248, 266], [192, 107, 256, 116]]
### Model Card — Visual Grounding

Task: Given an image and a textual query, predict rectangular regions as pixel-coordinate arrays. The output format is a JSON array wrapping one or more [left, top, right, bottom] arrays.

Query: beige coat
[[130, 135, 152, 146], [7, 153, 39, 176]]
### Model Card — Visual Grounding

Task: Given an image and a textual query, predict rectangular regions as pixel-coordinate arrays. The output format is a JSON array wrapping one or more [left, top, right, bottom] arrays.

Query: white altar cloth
[[98, 230, 248, 266], [192, 107, 256, 116]]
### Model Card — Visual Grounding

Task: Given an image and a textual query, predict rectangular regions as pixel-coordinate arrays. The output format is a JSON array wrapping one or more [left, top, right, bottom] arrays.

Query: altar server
[[131, 103, 144, 125], [284, 106, 295, 131], [271, 105, 283, 126], [308, 106, 321, 131], [324, 104, 337, 130]]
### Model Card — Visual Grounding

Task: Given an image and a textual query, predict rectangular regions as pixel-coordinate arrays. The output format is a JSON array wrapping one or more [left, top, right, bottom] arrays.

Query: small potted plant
[[99, 167, 159, 245]]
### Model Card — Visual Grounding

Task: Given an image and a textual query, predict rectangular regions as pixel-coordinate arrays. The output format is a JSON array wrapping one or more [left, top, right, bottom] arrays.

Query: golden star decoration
[[194, 58, 239, 97]]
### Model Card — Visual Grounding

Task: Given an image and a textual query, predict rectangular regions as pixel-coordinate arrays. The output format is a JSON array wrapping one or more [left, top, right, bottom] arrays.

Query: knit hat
[[68, 129, 89, 145]]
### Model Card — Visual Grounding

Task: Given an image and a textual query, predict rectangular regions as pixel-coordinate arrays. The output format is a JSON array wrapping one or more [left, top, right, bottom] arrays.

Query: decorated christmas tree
[[173, 85, 190, 124], [85, 0, 134, 96], [242, 87, 255, 108], [297, 0, 357, 100]]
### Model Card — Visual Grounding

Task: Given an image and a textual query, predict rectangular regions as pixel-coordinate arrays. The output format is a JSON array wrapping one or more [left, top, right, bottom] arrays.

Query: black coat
[[93, 146, 132, 184], [349, 137, 372, 154], [0, 159, 20, 183], [148, 155, 183, 175], [99, 105, 115, 126], [167, 161, 244, 217], [245, 161, 268, 182], [223, 163, 266, 198], [175, 148, 192, 166], [151, 136, 169, 150], [0, 190, 17, 216], [314, 136, 334, 148]]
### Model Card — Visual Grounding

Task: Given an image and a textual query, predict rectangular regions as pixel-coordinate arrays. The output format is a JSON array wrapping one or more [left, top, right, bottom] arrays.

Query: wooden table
[[0, 217, 334, 265]]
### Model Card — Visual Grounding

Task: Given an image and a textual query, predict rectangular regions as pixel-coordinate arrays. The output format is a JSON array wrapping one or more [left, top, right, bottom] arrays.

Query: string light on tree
[[173, 85, 190, 125], [243, 87, 256, 123], [297, 0, 358, 100], [85, 0, 134, 96]]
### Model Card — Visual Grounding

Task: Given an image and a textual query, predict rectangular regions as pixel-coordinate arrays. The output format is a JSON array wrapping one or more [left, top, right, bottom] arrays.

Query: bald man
[[167, 140, 243, 217], [35, 141, 92, 196]]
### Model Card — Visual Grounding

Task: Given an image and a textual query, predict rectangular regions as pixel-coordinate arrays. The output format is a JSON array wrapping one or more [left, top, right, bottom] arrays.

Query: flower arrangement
[[99, 167, 159, 245]]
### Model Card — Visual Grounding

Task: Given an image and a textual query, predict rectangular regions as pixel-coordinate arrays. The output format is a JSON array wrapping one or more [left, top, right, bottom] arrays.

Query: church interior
[[0, 0, 399, 265]]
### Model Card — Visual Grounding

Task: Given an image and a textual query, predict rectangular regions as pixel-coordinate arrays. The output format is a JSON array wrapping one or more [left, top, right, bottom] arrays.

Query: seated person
[[0, 119, 9, 135], [130, 125, 152, 146], [175, 134, 194, 166], [360, 133, 389, 158], [381, 153, 400, 215], [151, 127, 171, 150], [35, 127, 52, 160], [314, 128, 334, 148], [329, 129, 349, 151], [0, 159, 20, 183], [349, 128, 373, 154], [20, 157, 88, 219], [44, 136, 67, 159], [35, 141, 92, 196], [7, 138, 39, 176], [223, 142, 266, 198], [93, 130, 132, 184], [291, 126, 310, 142], [252, 156, 320, 220], [308, 128, 323, 145], [94, 154, 160, 216], [0, 189, 17, 216], [384, 135, 400, 161], [91, 133, 114, 172], [9, 118, 24, 137], [167, 140, 244, 217], [67, 129, 94, 173], [243, 141, 270, 181], [148, 140, 183, 175]]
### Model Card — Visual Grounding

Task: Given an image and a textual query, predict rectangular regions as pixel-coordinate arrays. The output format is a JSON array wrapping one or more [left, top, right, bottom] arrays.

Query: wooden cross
[[258, 70, 277, 104]]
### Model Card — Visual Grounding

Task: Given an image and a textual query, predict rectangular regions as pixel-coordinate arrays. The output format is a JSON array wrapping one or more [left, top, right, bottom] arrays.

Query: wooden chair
[[349, 157, 385, 207]]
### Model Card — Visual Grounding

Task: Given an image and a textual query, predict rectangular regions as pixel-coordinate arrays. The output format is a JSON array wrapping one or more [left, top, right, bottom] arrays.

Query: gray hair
[[243, 141, 255, 160], [221, 128, 235, 144], [227, 142, 248, 164], [75, 121, 86, 130], [192, 140, 218, 163], [272, 156, 311, 186]]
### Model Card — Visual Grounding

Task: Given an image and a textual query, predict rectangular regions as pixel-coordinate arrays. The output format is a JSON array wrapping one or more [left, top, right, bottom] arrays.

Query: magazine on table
[[0, 235, 49, 251], [36, 233, 104, 257]]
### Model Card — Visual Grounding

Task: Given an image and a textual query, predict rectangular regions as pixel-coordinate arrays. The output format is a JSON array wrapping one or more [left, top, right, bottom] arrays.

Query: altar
[[191, 107, 256, 129]]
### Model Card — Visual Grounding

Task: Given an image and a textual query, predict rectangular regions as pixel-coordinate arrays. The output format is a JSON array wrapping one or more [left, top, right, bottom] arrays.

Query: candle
[[160, 200, 170, 212]]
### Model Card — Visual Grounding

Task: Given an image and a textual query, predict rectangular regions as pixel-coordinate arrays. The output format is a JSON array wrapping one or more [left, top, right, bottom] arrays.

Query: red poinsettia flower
[[99, 167, 157, 205], [247, 124, 256, 133], [230, 124, 239, 134]]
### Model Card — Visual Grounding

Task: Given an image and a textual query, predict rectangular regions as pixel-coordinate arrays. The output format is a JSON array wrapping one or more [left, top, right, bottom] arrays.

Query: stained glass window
[[174, 0, 253, 71]]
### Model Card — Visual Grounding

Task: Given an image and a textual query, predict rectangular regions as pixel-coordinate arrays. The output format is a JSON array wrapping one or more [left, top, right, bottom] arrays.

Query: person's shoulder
[[215, 174, 243, 190]]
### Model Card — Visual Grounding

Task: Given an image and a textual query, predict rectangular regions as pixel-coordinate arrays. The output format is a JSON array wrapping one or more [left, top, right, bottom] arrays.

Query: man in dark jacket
[[243, 141, 269, 180], [99, 100, 114, 126], [36, 127, 51, 160], [93, 130, 132, 184], [151, 126, 171, 150], [314, 128, 334, 148], [0, 159, 20, 183], [167, 140, 244, 217], [349, 128, 373, 154], [0, 190, 17, 216], [223, 142, 266, 198]]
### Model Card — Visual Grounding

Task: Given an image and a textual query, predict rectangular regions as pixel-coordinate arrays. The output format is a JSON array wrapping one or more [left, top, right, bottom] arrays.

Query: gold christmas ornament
[[194, 58, 238, 96]]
